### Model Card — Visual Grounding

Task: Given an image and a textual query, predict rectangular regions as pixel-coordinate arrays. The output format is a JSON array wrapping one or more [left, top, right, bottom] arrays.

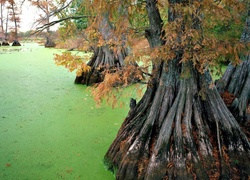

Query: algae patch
[[0, 43, 128, 180]]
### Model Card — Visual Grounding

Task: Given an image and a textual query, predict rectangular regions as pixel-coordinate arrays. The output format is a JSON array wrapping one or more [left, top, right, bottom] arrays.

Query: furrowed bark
[[105, 60, 250, 180], [75, 45, 127, 85]]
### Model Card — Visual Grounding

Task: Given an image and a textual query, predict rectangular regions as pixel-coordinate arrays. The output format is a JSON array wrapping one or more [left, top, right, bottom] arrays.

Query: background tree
[[217, 10, 250, 124], [8, 0, 21, 46], [73, 0, 131, 85], [0, 0, 6, 39], [54, 0, 144, 86], [0, 0, 9, 45], [55, 0, 88, 49], [104, 0, 250, 179], [29, 0, 58, 47]]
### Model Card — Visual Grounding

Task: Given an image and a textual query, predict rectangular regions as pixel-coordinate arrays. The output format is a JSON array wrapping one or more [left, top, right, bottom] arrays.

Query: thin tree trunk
[[44, 34, 56, 47], [11, 3, 17, 40], [4, 8, 8, 41], [104, 0, 250, 179], [10, 3, 21, 46], [44, 1, 55, 48], [0, 2, 4, 35]]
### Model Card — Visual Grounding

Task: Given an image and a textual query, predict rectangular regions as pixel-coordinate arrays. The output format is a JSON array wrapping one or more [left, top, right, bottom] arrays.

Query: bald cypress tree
[[74, 1, 130, 85], [217, 12, 250, 124], [104, 0, 250, 179]]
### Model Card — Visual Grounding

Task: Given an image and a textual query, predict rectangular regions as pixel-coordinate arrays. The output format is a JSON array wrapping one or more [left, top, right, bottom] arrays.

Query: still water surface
[[0, 43, 127, 179]]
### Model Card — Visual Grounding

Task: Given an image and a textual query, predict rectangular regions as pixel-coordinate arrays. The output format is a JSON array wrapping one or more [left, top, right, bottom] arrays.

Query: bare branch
[[33, 15, 93, 34], [48, 0, 74, 18]]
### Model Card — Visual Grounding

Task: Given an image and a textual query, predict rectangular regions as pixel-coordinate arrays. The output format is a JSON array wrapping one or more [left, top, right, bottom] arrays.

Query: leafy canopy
[[54, 0, 249, 104]]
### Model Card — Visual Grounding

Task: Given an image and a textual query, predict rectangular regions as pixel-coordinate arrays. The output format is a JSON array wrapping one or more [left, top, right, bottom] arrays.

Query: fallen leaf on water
[[66, 168, 73, 173]]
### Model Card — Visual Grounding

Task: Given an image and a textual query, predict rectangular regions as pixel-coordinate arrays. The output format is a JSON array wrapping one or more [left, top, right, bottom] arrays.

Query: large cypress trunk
[[217, 13, 250, 124], [104, 0, 250, 179]]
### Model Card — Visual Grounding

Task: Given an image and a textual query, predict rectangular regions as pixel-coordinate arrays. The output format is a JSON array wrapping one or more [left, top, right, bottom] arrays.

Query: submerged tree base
[[12, 40, 21, 46], [104, 60, 250, 179], [1, 41, 9, 46], [75, 68, 103, 85], [75, 45, 125, 85], [45, 36, 56, 48], [74, 45, 143, 86]]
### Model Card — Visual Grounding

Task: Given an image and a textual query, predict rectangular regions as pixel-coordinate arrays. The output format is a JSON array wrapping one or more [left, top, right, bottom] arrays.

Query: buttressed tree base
[[104, 0, 250, 179]]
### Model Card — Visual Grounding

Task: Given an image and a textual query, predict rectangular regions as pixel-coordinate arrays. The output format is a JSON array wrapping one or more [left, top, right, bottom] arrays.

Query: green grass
[[0, 43, 129, 180]]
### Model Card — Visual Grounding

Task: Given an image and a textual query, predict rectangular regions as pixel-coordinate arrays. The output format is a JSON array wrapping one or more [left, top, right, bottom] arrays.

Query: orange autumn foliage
[[54, 0, 248, 106], [54, 52, 91, 76], [91, 65, 144, 108]]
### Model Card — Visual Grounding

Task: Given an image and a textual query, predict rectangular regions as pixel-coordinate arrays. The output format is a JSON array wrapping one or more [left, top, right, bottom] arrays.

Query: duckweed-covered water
[[0, 43, 129, 179]]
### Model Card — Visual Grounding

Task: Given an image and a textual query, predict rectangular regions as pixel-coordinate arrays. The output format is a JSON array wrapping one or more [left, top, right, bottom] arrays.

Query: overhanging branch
[[33, 15, 93, 34]]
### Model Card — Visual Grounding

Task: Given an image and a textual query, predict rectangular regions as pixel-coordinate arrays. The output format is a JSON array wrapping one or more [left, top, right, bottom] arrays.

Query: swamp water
[[0, 43, 129, 179]]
